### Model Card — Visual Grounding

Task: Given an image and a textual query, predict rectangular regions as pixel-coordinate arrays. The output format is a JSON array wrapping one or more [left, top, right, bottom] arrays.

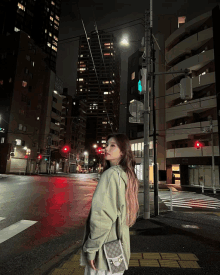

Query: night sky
[[56, 0, 220, 100]]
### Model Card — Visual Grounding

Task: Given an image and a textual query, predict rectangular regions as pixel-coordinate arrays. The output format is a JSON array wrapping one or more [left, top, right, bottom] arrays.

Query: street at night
[[0, 173, 98, 275]]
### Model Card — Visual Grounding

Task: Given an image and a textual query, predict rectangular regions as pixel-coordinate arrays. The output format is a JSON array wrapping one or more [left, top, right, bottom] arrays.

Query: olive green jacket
[[80, 165, 130, 271]]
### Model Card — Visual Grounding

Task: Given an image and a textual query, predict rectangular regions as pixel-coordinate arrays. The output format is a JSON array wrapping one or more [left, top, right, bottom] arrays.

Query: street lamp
[[93, 144, 97, 148]]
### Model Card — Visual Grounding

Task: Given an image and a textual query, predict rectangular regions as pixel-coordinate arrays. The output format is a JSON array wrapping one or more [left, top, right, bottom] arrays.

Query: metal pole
[[143, 8, 151, 220], [151, 33, 159, 216], [210, 117, 216, 194]]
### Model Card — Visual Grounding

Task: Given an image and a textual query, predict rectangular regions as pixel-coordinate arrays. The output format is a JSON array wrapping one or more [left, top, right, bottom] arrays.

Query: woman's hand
[[89, 260, 97, 271]]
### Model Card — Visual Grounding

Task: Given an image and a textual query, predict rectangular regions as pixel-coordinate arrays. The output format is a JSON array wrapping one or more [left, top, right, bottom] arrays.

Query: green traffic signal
[[138, 80, 142, 92]]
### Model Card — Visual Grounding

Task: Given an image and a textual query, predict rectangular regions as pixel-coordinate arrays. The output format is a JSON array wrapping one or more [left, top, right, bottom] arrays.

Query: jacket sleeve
[[83, 169, 119, 261]]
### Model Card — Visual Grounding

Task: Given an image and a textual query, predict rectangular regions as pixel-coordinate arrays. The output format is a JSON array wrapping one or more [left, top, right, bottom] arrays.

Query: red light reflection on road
[[35, 177, 70, 241]]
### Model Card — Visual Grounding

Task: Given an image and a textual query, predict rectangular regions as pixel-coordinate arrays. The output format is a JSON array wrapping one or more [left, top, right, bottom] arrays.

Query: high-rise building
[[0, 31, 63, 174], [76, 30, 120, 153], [0, 0, 61, 72]]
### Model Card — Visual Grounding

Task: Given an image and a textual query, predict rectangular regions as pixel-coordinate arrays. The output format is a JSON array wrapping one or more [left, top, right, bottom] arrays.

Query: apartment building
[[165, 7, 220, 190], [76, 30, 120, 154], [0, 0, 61, 72]]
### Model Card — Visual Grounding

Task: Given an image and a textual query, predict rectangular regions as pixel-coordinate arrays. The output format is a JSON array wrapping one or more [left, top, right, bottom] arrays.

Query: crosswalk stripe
[[0, 220, 37, 244], [159, 192, 220, 209]]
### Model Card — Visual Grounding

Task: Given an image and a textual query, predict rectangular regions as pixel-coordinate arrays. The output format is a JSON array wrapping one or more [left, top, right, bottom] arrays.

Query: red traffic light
[[97, 147, 102, 154], [195, 140, 203, 149], [37, 154, 42, 160], [62, 145, 70, 153]]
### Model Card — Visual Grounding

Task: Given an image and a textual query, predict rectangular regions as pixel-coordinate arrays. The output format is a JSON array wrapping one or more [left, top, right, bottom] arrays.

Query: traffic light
[[97, 147, 102, 154], [138, 68, 147, 93], [62, 145, 70, 153], [37, 154, 42, 160], [195, 140, 203, 150]]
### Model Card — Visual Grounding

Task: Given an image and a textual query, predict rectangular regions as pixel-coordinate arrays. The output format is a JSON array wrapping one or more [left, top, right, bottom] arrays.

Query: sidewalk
[[31, 182, 219, 275]]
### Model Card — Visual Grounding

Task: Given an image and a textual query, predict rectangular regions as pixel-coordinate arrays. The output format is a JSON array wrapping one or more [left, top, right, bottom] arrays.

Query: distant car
[[81, 168, 88, 173]]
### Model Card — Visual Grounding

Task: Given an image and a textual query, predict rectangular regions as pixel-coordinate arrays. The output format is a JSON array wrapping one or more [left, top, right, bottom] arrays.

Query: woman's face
[[105, 137, 122, 166]]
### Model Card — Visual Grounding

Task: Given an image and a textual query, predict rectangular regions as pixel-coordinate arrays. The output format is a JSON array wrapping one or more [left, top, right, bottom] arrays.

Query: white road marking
[[0, 217, 5, 221], [159, 192, 220, 209], [0, 220, 37, 244]]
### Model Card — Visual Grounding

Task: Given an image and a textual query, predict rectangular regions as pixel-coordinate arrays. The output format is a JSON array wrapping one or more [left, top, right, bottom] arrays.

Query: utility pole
[[209, 116, 216, 194], [151, 32, 159, 216], [143, 4, 152, 219]]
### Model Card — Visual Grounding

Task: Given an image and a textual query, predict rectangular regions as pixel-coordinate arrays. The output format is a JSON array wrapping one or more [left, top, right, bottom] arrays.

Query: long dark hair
[[103, 133, 140, 228]]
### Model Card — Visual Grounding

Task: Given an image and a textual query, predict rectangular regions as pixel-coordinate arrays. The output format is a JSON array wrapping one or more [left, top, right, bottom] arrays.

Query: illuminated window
[[54, 25, 58, 30], [104, 92, 108, 94], [103, 81, 109, 84], [54, 20, 59, 26], [51, 1, 55, 5], [14, 27, 20, 32], [17, 3, 25, 11], [1, 137, 5, 143], [47, 42, 51, 47], [79, 68, 86, 71], [15, 139, 21, 145], [104, 53, 110, 56], [45, 29, 47, 33], [131, 72, 135, 80], [50, 16, 53, 21], [80, 54, 83, 57], [52, 45, 57, 51], [79, 78, 84, 81], [104, 43, 110, 46], [55, 15, 60, 21], [22, 81, 27, 87], [102, 122, 107, 124], [49, 32, 52, 37], [54, 35, 58, 41], [52, 41, 57, 46], [178, 16, 186, 28]]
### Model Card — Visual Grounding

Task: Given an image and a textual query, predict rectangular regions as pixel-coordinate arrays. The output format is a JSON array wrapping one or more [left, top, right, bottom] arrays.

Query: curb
[[32, 240, 83, 275]]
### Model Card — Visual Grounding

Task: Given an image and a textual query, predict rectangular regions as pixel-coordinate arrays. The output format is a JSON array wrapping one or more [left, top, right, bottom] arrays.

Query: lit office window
[[49, 32, 52, 37], [55, 15, 60, 21], [79, 78, 84, 81], [54, 25, 58, 30], [54, 35, 58, 41], [51, 1, 55, 5], [104, 53, 110, 56], [14, 27, 20, 32], [1, 137, 5, 143], [50, 16, 53, 21], [178, 16, 186, 28], [18, 3, 25, 11], [47, 42, 51, 47], [54, 20, 59, 26], [45, 29, 47, 33], [131, 72, 135, 80], [22, 81, 27, 87], [52, 45, 57, 52], [52, 41, 57, 46]]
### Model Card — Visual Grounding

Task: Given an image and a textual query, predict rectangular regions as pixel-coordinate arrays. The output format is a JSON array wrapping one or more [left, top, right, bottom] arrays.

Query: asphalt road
[[0, 173, 98, 275]]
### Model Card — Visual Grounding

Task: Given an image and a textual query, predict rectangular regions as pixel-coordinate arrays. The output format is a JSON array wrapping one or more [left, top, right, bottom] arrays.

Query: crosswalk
[[159, 191, 220, 210], [0, 217, 37, 244]]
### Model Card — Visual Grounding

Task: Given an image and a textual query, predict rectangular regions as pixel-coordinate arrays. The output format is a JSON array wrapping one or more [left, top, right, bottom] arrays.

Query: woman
[[80, 133, 140, 274]]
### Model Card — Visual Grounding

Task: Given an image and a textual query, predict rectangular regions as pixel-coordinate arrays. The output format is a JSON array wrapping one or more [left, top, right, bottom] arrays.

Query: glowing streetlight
[[120, 38, 129, 46], [84, 151, 88, 156], [93, 144, 97, 148]]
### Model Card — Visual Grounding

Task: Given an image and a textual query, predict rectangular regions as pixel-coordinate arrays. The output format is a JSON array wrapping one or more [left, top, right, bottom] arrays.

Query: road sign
[[129, 99, 144, 123]]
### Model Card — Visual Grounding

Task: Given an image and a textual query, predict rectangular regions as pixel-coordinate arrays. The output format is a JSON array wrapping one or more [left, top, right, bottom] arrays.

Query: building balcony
[[166, 49, 214, 84], [166, 95, 216, 122], [165, 11, 211, 50], [166, 145, 219, 158], [165, 72, 216, 106], [166, 27, 213, 65], [166, 120, 218, 142]]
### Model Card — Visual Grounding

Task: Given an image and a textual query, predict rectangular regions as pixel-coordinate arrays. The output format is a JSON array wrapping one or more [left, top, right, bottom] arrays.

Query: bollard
[[169, 187, 173, 211]]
